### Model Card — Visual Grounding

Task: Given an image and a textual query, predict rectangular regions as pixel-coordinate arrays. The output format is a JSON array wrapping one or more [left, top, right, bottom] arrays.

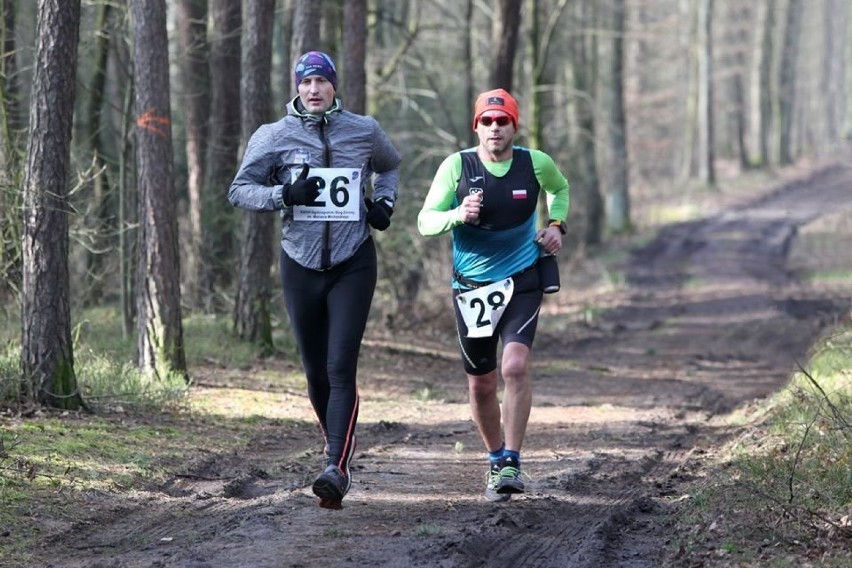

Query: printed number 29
[[310, 175, 350, 207], [470, 291, 506, 327]]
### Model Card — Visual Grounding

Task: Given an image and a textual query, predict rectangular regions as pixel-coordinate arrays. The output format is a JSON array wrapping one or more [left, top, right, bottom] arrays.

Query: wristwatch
[[548, 219, 567, 235]]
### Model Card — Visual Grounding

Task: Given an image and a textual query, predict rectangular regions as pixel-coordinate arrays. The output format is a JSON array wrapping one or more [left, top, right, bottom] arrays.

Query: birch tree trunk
[[530, 0, 570, 228], [464, 0, 475, 146]]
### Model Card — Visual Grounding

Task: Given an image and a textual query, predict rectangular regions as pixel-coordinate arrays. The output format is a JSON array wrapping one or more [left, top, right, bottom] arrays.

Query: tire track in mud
[[629, 164, 852, 288], [401, 420, 699, 568], [434, 450, 682, 568]]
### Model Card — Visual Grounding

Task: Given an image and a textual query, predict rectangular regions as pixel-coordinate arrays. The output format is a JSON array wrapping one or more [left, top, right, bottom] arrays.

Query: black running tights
[[279, 238, 376, 469]]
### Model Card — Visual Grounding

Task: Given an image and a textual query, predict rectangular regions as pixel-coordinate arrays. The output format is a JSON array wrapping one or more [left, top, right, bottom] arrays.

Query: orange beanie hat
[[472, 88, 519, 130]]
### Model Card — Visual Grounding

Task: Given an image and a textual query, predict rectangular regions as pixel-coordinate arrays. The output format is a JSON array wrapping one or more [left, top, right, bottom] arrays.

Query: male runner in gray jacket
[[229, 51, 401, 509]]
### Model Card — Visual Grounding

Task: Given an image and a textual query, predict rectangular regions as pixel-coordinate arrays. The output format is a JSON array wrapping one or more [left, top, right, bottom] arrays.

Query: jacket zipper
[[319, 119, 333, 269]]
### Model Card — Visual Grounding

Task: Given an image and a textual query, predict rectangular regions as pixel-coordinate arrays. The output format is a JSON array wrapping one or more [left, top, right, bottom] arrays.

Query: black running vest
[[455, 148, 541, 231]]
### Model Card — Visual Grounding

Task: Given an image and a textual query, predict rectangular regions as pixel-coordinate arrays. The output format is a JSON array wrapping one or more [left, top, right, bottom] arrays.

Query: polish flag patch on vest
[[512, 189, 527, 199]]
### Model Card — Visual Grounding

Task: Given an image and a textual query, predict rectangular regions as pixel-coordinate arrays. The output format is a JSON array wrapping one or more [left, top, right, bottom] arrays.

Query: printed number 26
[[310, 175, 350, 207]]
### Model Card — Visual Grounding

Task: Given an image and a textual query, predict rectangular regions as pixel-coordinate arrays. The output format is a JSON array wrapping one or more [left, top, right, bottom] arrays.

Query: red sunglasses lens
[[479, 116, 511, 127]]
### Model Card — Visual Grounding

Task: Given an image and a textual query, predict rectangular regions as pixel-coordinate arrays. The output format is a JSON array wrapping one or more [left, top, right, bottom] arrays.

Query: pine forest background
[[1, 0, 850, 408]]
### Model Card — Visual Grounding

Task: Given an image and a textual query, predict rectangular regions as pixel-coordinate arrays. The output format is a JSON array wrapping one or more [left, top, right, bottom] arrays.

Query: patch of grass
[[0, 411, 228, 562], [2, 416, 204, 488], [0, 347, 20, 402], [76, 350, 190, 412], [683, 276, 707, 290], [414, 383, 446, 402], [72, 307, 296, 369], [670, 325, 852, 565], [582, 304, 604, 326], [0, 340, 190, 413], [804, 269, 852, 283], [535, 358, 580, 374], [415, 523, 444, 536], [690, 491, 707, 509], [0, 304, 308, 564], [595, 245, 633, 266], [0, 397, 308, 564], [647, 203, 703, 225], [182, 312, 296, 367], [71, 308, 136, 361], [1, 305, 297, 409]]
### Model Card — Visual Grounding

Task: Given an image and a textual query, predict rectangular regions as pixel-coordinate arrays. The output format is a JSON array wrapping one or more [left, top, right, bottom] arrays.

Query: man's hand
[[283, 165, 320, 206], [365, 197, 393, 231], [534, 225, 563, 255], [458, 192, 482, 224]]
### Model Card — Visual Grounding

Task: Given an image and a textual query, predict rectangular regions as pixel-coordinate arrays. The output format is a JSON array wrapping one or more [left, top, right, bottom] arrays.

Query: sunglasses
[[478, 116, 512, 127]]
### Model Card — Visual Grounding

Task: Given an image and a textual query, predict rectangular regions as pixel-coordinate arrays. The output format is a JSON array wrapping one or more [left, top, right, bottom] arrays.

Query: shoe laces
[[498, 465, 521, 479], [486, 464, 503, 487]]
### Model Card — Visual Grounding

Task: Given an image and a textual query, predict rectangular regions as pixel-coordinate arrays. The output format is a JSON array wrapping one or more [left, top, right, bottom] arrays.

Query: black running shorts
[[452, 267, 543, 375]]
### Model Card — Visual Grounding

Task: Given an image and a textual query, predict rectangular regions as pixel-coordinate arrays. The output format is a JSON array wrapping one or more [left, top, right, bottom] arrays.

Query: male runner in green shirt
[[418, 88, 569, 502]]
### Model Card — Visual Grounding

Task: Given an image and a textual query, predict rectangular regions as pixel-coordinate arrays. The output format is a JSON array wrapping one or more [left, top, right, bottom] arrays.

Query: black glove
[[283, 165, 320, 206], [364, 197, 393, 231]]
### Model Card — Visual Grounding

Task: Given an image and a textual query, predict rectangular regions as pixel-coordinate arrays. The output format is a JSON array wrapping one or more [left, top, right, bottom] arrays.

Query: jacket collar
[[288, 96, 343, 123]]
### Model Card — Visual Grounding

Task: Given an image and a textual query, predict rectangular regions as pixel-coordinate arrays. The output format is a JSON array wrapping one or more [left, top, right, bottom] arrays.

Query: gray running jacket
[[228, 97, 401, 270]]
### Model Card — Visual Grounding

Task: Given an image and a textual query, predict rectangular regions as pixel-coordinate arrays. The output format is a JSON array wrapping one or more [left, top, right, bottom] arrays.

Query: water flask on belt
[[538, 253, 560, 294]]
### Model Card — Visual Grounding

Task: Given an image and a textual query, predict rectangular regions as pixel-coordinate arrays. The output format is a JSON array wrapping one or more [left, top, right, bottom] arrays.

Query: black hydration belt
[[452, 261, 537, 289]]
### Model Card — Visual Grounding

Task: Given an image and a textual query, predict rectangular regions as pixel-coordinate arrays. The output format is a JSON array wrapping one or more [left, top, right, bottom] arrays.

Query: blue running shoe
[[485, 461, 512, 503], [494, 455, 525, 495]]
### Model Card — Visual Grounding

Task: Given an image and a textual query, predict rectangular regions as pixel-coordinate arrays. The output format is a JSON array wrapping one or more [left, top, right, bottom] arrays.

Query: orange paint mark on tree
[[137, 108, 171, 138]]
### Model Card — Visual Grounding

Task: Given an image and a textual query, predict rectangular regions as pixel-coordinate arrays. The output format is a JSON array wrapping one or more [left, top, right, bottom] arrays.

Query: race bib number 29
[[291, 167, 361, 221], [455, 278, 514, 338]]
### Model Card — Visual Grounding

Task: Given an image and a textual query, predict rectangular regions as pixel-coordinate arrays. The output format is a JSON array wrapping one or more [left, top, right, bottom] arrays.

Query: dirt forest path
[[39, 163, 852, 568]]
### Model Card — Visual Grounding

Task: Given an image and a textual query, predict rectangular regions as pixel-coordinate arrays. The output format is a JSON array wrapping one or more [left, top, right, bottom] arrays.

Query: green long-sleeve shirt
[[418, 146, 569, 286]]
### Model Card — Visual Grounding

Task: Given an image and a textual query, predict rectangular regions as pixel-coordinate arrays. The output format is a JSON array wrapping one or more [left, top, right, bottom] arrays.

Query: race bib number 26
[[291, 167, 361, 221], [455, 278, 514, 338]]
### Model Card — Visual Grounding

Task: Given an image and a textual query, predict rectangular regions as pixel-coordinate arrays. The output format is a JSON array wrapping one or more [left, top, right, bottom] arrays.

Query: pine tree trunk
[[696, 0, 715, 184], [234, 0, 276, 351], [202, 0, 241, 311], [490, 0, 522, 90], [343, 0, 367, 114], [291, 0, 321, 68], [81, 1, 114, 306], [0, 0, 22, 301], [778, 0, 803, 165], [131, 0, 187, 381], [177, 0, 210, 308], [21, 0, 84, 409], [600, 0, 631, 233]]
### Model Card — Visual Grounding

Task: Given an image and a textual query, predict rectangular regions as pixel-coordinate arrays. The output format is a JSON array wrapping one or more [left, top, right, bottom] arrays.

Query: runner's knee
[[468, 372, 498, 401]]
